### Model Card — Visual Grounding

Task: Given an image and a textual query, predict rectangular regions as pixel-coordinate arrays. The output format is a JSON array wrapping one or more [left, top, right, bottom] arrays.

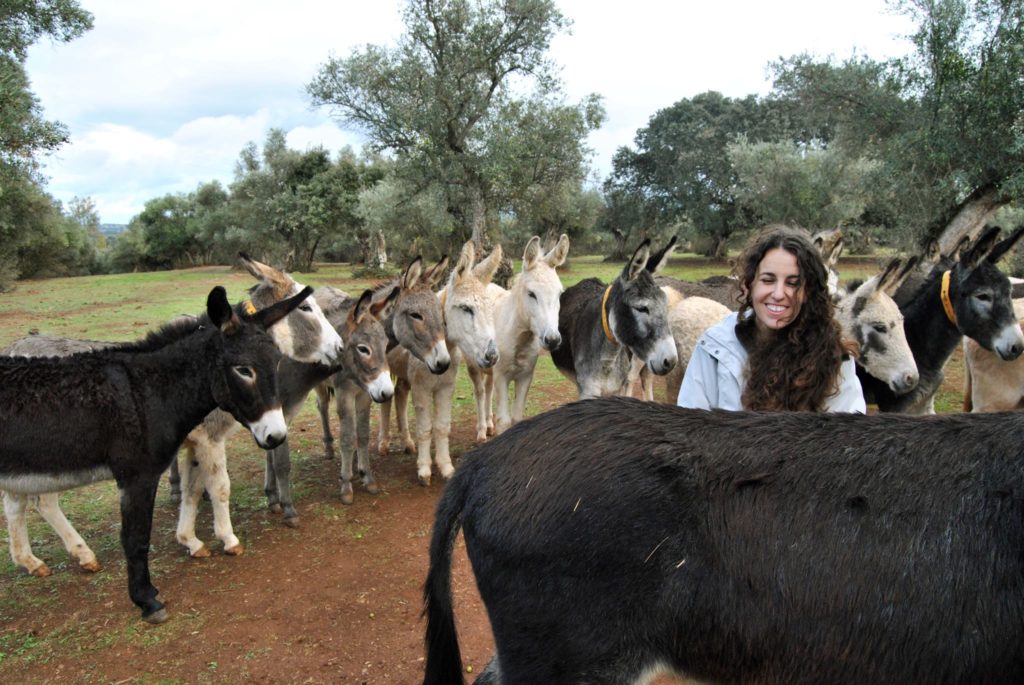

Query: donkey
[[835, 257, 920, 397], [305, 287, 397, 506], [963, 297, 1024, 412], [382, 241, 501, 487], [859, 225, 1024, 414], [312, 256, 450, 503], [169, 254, 344, 557], [551, 238, 677, 399], [424, 397, 1024, 685], [465, 234, 569, 439], [0, 285, 311, 623]]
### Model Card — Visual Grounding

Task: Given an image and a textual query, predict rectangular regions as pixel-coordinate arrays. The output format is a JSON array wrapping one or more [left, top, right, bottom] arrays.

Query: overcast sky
[[25, 0, 917, 225]]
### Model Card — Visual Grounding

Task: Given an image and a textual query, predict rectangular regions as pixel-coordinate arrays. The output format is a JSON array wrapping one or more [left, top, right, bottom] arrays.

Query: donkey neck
[[903, 270, 962, 373]]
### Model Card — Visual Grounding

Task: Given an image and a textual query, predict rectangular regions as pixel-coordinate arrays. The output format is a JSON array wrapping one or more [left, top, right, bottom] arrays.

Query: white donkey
[[466, 234, 569, 439], [379, 241, 501, 486]]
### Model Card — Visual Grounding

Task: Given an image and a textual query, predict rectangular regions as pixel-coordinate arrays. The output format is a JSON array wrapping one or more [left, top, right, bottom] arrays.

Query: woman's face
[[750, 247, 805, 332]]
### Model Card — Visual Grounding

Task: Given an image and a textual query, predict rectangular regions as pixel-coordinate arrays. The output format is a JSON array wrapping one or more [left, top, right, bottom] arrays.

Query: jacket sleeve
[[677, 343, 717, 409], [827, 357, 867, 414]]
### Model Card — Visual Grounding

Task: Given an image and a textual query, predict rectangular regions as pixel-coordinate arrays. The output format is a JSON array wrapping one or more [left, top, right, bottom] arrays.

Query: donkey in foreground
[[0, 286, 311, 623], [424, 397, 1024, 684], [551, 238, 677, 398], [860, 225, 1024, 413]]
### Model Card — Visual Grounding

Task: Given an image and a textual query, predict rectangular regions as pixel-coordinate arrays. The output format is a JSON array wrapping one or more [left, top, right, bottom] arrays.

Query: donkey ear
[[624, 239, 652, 281], [473, 244, 503, 284], [961, 227, 1002, 269], [645, 236, 676, 274], [987, 225, 1024, 264], [545, 234, 570, 268], [422, 255, 449, 288], [239, 252, 292, 300], [351, 289, 374, 326], [452, 241, 476, 284], [882, 255, 919, 296], [370, 286, 399, 320], [821, 236, 845, 268], [523, 236, 542, 270], [207, 286, 238, 332], [874, 258, 903, 296], [255, 286, 313, 331], [402, 257, 424, 290]]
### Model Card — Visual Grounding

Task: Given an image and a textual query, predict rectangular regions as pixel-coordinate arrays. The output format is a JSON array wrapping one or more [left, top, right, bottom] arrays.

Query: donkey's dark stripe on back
[[424, 397, 1024, 685]]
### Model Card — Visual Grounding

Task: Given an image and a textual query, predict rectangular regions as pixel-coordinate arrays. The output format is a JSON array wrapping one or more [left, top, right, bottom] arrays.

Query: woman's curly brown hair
[[733, 225, 856, 411]]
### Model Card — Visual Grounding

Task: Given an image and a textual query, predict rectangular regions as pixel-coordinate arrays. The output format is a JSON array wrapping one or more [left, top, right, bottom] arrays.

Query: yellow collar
[[940, 271, 957, 326], [242, 300, 257, 316], [601, 285, 617, 344]]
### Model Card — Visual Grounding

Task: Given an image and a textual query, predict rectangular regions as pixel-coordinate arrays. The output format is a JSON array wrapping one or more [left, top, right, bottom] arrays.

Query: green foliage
[[307, 0, 602, 247], [772, 0, 1024, 244]]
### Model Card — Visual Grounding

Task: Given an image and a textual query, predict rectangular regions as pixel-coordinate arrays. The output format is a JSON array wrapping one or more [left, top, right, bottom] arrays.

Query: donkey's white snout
[[251, 408, 287, 449]]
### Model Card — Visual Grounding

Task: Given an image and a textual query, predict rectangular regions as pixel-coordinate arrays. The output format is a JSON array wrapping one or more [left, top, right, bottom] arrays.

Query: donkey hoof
[[403, 441, 416, 454], [365, 482, 380, 495], [283, 515, 300, 528], [224, 544, 244, 556], [190, 546, 211, 559], [418, 474, 432, 487], [340, 484, 354, 505], [143, 607, 169, 625], [268, 502, 282, 514], [29, 564, 52, 578], [79, 560, 102, 573]]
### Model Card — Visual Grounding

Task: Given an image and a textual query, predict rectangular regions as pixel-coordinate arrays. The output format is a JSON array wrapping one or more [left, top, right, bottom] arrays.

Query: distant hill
[[100, 223, 127, 237]]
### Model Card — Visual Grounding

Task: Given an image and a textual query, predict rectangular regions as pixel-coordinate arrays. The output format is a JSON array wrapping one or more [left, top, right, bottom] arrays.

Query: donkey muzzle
[[250, 408, 287, 449]]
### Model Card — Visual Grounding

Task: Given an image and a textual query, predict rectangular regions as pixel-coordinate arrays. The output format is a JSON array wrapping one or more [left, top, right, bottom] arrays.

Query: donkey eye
[[410, 312, 423, 321], [872, 324, 887, 334], [975, 292, 992, 303], [298, 303, 313, 312], [459, 304, 474, 316], [357, 345, 371, 356], [634, 306, 649, 315], [528, 291, 537, 300], [233, 366, 255, 380]]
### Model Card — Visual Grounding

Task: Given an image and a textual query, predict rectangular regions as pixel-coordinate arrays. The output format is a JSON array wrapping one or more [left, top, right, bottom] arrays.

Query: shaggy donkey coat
[[424, 397, 1024, 685], [0, 286, 310, 623]]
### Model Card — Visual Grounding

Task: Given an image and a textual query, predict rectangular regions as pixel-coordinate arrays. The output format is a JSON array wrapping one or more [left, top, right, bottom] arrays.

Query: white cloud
[[27, 0, 916, 223]]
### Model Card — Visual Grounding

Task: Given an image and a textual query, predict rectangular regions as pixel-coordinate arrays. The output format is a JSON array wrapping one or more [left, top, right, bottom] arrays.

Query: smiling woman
[[677, 224, 865, 413]]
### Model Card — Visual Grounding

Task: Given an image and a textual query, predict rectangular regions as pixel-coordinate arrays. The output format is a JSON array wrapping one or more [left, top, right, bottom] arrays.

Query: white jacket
[[676, 312, 866, 413]]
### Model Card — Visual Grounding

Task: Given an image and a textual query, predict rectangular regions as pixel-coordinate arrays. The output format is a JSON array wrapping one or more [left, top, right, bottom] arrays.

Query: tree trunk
[[469, 187, 487, 253], [936, 184, 1006, 255]]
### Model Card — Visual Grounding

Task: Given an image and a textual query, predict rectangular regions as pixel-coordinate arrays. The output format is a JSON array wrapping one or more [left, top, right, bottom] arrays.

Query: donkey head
[[239, 252, 343, 365], [951, 226, 1024, 361], [515, 234, 569, 351], [837, 257, 919, 395], [207, 285, 312, 450], [386, 256, 451, 374], [609, 238, 678, 376], [343, 289, 397, 402], [444, 241, 501, 368]]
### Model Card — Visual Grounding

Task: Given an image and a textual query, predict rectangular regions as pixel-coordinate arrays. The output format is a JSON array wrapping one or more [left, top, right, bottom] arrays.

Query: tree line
[[2, 0, 1022, 292]]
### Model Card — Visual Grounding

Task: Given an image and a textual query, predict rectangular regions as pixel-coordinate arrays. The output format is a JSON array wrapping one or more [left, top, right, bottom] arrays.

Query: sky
[[25, 0, 917, 225]]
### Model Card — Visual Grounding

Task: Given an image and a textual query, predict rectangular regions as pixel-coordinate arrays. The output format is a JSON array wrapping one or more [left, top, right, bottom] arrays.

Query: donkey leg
[[484, 369, 496, 436], [270, 439, 299, 527], [412, 384, 435, 486], [511, 369, 536, 425], [167, 457, 182, 503], [396, 379, 416, 454], [119, 477, 167, 623], [355, 391, 379, 495], [432, 383, 456, 481], [35, 492, 100, 572], [202, 439, 243, 555], [175, 450, 210, 558], [377, 396, 393, 456], [264, 449, 281, 514], [337, 387, 359, 505], [467, 363, 490, 443], [314, 382, 336, 460], [3, 492, 50, 577], [494, 371, 514, 434]]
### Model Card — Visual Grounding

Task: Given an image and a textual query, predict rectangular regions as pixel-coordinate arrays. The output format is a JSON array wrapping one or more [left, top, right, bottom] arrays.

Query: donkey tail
[[422, 471, 471, 685]]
